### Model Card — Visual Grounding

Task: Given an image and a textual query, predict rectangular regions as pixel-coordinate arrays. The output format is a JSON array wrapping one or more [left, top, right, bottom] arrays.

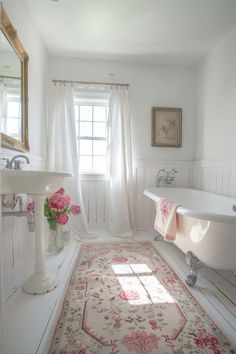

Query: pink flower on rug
[[119, 290, 140, 301], [70, 204, 81, 215], [75, 284, 85, 291], [112, 257, 128, 263], [113, 320, 122, 329], [149, 320, 158, 330], [122, 330, 160, 353], [56, 214, 69, 225], [59, 351, 86, 354], [77, 350, 87, 354], [194, 335, 220, 352]]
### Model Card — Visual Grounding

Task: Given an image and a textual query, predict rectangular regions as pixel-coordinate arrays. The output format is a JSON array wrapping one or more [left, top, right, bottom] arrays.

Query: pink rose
[[27, 201, 34, 212], [75, 284, 85, 291], [70, 204, 81, 215], [112, 257, 128, 263], [77, 350, 86, 354], [120, 290, 140, 301], [48, 194, 70, 210], [56, 214, 69, 225], [55, 187, 65, 195], [149, 320, 158, 330], [113, 320, 122, 329], [122, 331, 160, 353]]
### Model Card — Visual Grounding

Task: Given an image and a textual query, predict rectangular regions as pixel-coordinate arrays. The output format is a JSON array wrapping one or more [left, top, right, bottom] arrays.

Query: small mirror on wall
[[0, 3, 29, 151], [152, 107, 182, 147]]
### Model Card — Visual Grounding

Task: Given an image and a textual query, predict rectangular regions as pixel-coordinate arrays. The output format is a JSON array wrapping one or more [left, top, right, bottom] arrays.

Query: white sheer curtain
[[47, 84, 92, 239], [107, 85, 134, 237]]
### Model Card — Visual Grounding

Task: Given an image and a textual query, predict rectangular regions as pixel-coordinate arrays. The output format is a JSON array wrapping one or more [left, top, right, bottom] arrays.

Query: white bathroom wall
[[196, 25, 236, 160], [195, 25, 236, 196], [1, 0, 48, 301], [49, 56, 197, 229], [49, 56, 197, 161]]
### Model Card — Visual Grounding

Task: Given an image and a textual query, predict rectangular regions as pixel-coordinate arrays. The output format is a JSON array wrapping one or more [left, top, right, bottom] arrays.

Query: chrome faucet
[[156, 168, 178, 187], [6, 155, 30, 170]]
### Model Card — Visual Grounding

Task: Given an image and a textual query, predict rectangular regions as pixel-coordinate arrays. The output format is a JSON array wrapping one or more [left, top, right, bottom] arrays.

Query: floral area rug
[[49, 241, 235, 354]]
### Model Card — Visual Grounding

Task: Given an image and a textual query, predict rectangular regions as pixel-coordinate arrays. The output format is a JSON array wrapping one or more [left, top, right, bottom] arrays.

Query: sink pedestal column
[[22, 195, 58, 294]]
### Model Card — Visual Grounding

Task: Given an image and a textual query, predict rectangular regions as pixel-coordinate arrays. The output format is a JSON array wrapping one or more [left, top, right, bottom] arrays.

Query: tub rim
[[143, 187, 236, 224]]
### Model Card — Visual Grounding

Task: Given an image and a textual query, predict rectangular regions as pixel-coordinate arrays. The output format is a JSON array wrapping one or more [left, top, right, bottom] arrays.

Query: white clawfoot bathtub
[[143, 187, 236, 271]]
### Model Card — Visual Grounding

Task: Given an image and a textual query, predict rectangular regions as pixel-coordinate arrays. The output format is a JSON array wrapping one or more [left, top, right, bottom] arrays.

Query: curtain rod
[[52, 79, 129, 87]]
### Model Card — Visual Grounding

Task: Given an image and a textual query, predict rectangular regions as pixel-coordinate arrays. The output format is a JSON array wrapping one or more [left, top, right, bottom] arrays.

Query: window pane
[[80, 122, 92, 137], [7, 101, 20, 118], [93, 156, 107, 173], [93, 140, 107, 155], [94, 106, 106, 121], [94, 122, 106, 138], [80, 140, 92, 155], [80, 106, 92, 121], [80, 156, 93, 172]]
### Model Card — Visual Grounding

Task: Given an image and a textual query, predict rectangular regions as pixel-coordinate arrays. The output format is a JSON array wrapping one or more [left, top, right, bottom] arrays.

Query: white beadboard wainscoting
[[193, 156, 236, 197], [80, 160, 194, 231], [81, 179, 108, 229]]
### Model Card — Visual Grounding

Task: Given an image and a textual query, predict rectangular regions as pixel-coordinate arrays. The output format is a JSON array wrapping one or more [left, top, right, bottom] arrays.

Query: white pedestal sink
[[1, 170, 72, 294]]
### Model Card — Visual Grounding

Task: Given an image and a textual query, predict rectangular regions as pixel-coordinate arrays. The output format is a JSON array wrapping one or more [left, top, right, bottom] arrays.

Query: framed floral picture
[[151, 107, 182, 147]]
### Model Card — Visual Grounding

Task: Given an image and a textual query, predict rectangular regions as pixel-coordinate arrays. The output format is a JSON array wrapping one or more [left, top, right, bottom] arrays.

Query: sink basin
[[1, 170, 72, 195]]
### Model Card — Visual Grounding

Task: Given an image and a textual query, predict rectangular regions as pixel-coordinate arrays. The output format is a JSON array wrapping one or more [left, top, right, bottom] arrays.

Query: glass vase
[[47, 221, 64, 254]]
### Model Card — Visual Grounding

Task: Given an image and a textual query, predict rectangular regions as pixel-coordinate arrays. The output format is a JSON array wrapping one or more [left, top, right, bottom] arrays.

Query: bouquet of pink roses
[[44, 187, 81, 228]]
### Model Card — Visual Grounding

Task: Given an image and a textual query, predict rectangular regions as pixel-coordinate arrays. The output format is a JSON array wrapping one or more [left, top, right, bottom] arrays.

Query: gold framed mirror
[[0, 3, 29, 151]]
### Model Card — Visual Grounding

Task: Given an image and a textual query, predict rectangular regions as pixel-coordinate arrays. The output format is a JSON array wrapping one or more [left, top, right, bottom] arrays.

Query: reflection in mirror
[[0, 3, 29, 151], [1, 32, 22, 141]]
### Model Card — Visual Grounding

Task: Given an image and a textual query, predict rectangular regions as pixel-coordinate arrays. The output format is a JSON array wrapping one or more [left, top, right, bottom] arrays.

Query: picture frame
[[151, 107, 182, 147]]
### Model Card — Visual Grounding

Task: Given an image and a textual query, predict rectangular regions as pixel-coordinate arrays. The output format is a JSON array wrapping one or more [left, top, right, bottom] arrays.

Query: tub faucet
[[156, 168, 178, 187], [6, 155, 30, 170]]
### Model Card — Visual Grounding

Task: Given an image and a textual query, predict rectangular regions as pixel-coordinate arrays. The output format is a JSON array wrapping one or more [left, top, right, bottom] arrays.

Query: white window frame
[[74, 97, 109, 179]]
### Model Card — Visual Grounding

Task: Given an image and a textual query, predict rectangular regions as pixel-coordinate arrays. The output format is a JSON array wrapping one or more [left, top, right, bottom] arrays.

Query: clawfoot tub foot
[[185, 251, 201, 287], [154, 233, 163, 241]]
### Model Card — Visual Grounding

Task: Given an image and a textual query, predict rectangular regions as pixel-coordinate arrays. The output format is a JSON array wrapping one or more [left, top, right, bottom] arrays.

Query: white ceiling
[[25, 0, 236, 64]]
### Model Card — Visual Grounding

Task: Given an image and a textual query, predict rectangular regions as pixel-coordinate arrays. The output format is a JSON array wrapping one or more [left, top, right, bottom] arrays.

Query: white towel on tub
[[154, 198, 181, 241]]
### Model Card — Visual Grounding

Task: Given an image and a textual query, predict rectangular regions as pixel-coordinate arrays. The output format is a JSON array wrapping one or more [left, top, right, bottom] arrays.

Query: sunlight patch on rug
[[49, 241, 235, 354]]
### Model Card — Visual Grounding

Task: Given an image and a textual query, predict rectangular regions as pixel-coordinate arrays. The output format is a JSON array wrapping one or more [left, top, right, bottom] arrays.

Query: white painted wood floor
[[2, 230, 236, 354]]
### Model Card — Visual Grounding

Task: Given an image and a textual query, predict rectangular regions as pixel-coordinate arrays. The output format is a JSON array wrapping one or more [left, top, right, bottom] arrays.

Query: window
[[74, 98, 108, 174]]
